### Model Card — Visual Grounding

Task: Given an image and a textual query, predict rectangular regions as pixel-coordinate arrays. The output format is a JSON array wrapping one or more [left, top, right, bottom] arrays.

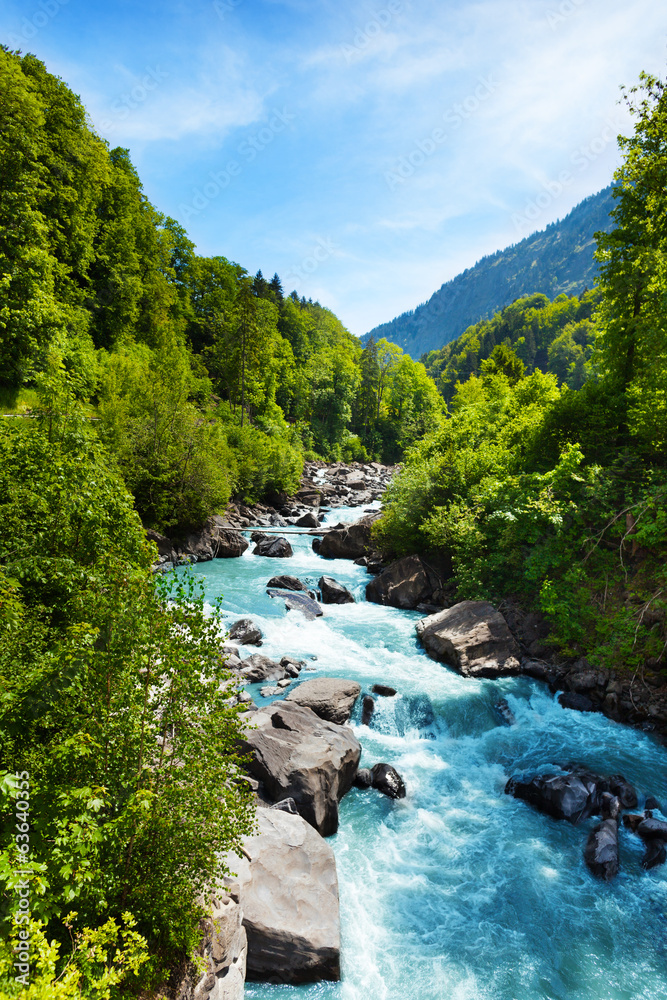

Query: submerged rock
[[240, 701, 361, 836], [225, 808, 341, 984], [284, 677, 361, 725], [318, 576, 355, 605], [494, 698, 516, 726], [643, 839, 667, 870], [416, 601, 521, 678], [229, 619, 263, 646], [267, 589, 324, 620], [371, 763, 406, 800]]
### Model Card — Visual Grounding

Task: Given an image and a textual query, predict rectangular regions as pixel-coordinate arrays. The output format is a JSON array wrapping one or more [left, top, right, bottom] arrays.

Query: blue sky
[[2, 0, 667, 336]]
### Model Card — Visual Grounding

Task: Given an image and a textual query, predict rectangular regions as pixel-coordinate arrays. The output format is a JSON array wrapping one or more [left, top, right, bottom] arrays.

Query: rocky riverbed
[[157, 465, 667, 999]]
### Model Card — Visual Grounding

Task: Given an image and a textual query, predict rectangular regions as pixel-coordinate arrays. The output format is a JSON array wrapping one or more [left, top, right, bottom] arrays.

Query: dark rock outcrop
[[643, 839, 667, 869], [416, 601, 521, 678], [317, 513, 380, 560], [225, 808, 340, 984], [254, 536, 294, 558], [372, 684, 397, 697], [229, 619, 263, 646], [353, 768, 373, 789], [318, 576, 355, 605], [559, 691, 596, 713], [284, 678, 361, 725], [506, 771, 600, 825], [584, 793, 620, 880], [366, 555, 447, 610], [361, 695, 375, 726], [371, 763, 406, 799], [240, 702, 361, 836]]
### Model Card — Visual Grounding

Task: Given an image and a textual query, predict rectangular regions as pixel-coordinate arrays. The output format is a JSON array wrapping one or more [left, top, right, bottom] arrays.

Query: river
[[181, 505, 667, 1000]]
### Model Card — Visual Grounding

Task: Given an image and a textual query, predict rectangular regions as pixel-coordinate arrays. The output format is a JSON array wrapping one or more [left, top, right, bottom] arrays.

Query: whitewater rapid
[[180, 507, 667, 1000]]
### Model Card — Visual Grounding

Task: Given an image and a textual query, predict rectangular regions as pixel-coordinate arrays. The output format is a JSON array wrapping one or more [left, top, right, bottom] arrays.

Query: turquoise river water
[[180, 506, 667, 1000]]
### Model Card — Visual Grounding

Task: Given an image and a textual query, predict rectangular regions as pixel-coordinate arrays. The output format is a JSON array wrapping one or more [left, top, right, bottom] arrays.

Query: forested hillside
[[365, 185, 615, 358], [0, 46, 443, 997], [375, 72, 667, 679], [423, 288, 600, 402], [0, 47, 441, 535]]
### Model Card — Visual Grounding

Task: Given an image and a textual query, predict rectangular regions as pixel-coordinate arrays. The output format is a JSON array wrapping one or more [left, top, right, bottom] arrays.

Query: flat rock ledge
[[223, 808, 340, 985], [240, 701, 361, 836], [284, 677, 362, 725], [416, 600, 521, 678]]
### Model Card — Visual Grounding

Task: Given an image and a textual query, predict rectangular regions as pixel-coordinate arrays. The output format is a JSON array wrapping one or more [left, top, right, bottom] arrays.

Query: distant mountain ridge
[[365, 185, 615, 358]]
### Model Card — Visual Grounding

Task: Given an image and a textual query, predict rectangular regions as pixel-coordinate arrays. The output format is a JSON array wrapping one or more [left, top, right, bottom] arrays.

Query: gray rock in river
[[240, 701, 361, 836], [254, 536, 294, 558], [267, 589, 323, 619], [240, 654, 287, 684], [317, 513, 379, 560], [267, 574, 314, 595], [353, 767, 373, 789], [416, 601, 521, 678], [229, 618, 263, 646], [296, 511, 320, 528], [584, 793, 620, 880], [361, 695, 375, 726], [284, 677, 361, 725], [372, 684, 397, 697], [224, 808, 340, 984], [365, 554, 446, 610], [643, 838, 667, 869], [318, 576, 355, 604], [637, 817, 667, 840]]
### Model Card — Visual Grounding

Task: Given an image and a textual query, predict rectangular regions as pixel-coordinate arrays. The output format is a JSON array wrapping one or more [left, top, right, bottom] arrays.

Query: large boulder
[[366, 555, 445, 610], [240, 654, 287, 684], [173, 892, 246, 1000], [296, 511, 320, 528], [317, 513, 379, 560], [240, 702, 361, 836], [229, 619, 263, 646], [225, 808, 340, 984], [254, 536, 294, 558], [505, 771, 601, 825], [267, 590, 323, 619], [284, 678, 361, 725], [318, 576, 355, 605], [211, 526, 250, 559], [416, 601, 521, 678]]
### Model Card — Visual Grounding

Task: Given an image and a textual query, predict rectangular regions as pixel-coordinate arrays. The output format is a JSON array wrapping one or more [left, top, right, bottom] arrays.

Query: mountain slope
[[366, 185, 615, 358]]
